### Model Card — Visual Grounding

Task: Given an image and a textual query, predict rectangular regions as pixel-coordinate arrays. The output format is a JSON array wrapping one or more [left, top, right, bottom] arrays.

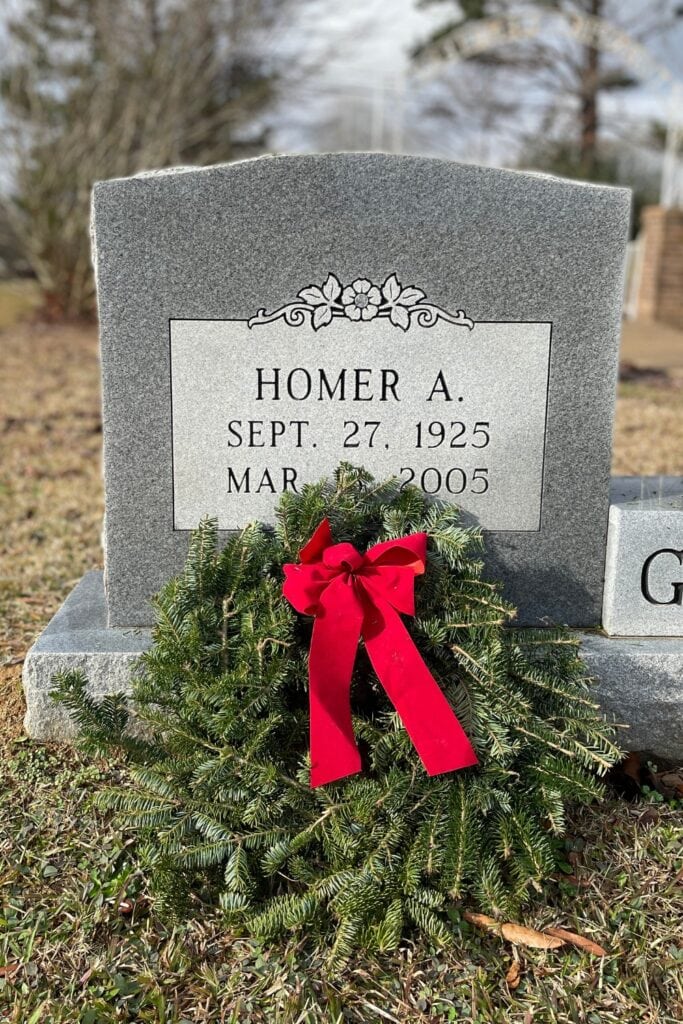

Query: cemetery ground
[[1, 299, 682, 1022]]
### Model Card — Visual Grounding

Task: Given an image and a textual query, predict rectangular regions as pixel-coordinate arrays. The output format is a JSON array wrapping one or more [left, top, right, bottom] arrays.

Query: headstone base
[[22, 571, 151, 741], [578, 632, 682, 764], [22, 574, 682, 763]]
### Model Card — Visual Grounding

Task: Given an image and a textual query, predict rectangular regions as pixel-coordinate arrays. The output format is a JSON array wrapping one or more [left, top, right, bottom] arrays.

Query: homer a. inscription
[[170, 274, 551, 531]]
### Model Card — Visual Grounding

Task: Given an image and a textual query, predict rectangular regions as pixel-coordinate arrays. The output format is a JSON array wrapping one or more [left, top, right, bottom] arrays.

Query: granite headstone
[[92, 154, 630, 627]]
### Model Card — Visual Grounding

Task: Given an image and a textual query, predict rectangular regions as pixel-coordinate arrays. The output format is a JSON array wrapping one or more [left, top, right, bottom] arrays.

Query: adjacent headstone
[[92, 154, 630, 627], [603, 483, 683, 637]]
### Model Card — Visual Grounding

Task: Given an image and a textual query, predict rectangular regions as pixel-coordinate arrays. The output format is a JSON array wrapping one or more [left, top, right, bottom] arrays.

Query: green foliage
[[52, 464, 621, 966]]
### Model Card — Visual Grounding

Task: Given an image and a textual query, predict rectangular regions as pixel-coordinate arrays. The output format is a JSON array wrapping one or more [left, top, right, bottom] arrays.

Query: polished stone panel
[[603, 488, 683, 637]]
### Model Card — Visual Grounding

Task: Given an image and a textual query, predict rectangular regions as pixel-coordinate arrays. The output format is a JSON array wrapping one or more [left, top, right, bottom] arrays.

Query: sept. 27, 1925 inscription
[[170, 274, 552, 533]]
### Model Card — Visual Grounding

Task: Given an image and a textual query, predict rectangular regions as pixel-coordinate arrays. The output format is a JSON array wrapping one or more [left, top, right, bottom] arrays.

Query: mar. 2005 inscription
[[170, 275, 552, 533]]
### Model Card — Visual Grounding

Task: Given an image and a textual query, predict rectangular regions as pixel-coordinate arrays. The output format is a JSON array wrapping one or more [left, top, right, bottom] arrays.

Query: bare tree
[[414, 0, 683, 178], [1, 0, 291, 318]]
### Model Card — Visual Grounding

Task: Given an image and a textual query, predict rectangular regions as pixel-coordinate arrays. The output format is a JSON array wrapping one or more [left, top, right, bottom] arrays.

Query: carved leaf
[[312, 305, 333, 330], [322, 274, 342, 303], [397, 286, 426, 306], [298, 285, 326, 306], [382, 274, 402, 303], [390, 304, 410, 331]]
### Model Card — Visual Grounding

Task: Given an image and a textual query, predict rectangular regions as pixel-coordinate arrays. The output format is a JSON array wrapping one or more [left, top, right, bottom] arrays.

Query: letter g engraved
[[641, 548, 683, 606]]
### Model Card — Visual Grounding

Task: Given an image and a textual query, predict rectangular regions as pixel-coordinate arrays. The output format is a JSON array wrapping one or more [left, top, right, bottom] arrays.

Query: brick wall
[[637, 206, 683, 329]]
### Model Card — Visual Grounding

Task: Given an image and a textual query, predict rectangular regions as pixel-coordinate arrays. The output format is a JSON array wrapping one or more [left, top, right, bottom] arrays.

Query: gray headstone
[[92, 155, 630, 627], [603, 485, 683, 637]]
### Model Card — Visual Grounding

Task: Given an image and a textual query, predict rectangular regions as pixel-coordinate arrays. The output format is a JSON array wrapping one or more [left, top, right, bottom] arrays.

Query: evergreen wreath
[[53, 464, 621, 966]]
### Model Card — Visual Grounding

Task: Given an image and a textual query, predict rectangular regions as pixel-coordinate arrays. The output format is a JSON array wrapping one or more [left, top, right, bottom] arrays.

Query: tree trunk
[[579, 0, 601, 178]]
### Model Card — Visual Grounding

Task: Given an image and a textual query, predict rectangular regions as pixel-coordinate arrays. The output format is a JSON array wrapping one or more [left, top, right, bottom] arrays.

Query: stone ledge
[[22, 574, 682, 763], [22, 571, 151, 741], [578, 632, 683, 763]]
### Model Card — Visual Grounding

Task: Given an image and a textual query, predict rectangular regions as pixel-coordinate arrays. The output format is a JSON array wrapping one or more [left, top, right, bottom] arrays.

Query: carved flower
[[298, 273, 342, 330], [341, 279, 382, 321], [381, 274, 426, 331]]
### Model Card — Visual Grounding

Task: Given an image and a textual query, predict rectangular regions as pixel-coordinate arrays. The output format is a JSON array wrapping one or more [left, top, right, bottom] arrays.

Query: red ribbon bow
[[282, 519, 478, 787]]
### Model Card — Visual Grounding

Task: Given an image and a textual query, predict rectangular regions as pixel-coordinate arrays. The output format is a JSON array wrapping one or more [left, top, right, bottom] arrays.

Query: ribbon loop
[[283, 519, 478, 788], [322, 542, 364, 572]]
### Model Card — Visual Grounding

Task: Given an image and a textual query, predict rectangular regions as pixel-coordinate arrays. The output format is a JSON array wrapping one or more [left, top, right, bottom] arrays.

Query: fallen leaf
[[500, 923, 564, 949], [607, 752, 645, 798], [544, 927, 608, 957], [659, 770, 683, 785], [505, 959, 522, 989], [657, 771, 683, 796], [0, 964, 21, 978], [622, 751, 642, 782], [463, 912, 499, 932]]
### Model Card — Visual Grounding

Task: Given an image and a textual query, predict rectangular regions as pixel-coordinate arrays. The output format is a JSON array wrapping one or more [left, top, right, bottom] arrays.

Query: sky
[[269, 0, 683, 167], [269, 0, 462, 152], [1, 0, 682, 183]]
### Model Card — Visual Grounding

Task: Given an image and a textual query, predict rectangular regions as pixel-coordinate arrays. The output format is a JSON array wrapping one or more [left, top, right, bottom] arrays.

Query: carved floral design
[[247, 274, 474, 332], [341, 279, 382, 321]]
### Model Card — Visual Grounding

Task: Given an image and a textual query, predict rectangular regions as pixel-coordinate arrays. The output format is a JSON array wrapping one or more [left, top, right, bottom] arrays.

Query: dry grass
[[1, 299, 682, 1022], [620, 319, 683, 370], [0, 279, 40, 330], [612, 374, 683, 477], [0, 319, 103, 755]]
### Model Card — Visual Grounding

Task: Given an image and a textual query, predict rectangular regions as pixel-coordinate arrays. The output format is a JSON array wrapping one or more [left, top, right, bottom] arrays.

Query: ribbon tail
[[362, 596, 478, 776], [308, 578, 365, 787]]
